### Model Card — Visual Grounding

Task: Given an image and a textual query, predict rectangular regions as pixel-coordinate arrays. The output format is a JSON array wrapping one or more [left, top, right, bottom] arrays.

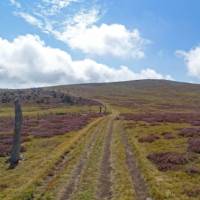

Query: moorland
[[0, 79, 200, 200]]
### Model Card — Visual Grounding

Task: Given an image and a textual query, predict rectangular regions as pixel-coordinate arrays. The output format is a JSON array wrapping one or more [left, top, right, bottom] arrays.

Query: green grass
[[70, 118, 108, 200], [111, 120, 136, 200], [0, 116, 102, 200], [0, 105, 99, 117], [2, 80, 200, 199], [124, 121, 200, 200], [37, 118, 106, 200]]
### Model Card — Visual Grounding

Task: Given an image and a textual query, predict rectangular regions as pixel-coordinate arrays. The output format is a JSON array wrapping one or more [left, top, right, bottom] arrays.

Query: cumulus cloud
[[0, 34, 171, 88], [55, 9, 147, 58], [176, 46, 200, 78], [13, 1, 148, 58]]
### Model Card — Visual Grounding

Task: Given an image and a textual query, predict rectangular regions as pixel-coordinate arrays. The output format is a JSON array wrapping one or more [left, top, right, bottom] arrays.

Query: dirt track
[[120, 123, 150, 200], [35, 114, 151, 200], [60, 119, 105, 200], [33, 118, 104, 199], [96, 118, 114, 200]]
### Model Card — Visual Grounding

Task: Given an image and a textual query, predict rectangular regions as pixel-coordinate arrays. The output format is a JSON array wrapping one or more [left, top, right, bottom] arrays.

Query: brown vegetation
[[185, 167, 200, 175], [162, 132, 175, 139], [147, 152, 196, 171], [187, 138, 200, 153], [179, 128, 200, 138], [138, 134, 160, 143], [0, 113, 103, 157], [121, 112, 200, 124], [184, 188, 200, 198]]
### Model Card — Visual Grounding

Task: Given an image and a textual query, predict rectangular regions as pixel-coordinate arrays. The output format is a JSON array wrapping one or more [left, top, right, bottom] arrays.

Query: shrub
[[188, 138, 200, 153], [138, 134, 160, 143], [162, 132, 175, 139], [147, 152, 196, 171], [179, 128, 200, 138]]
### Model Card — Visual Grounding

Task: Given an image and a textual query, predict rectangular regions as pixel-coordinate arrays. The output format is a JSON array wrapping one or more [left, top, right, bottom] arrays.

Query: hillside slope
[[51, 79, 200, 113], [1, 79, 200, 200]]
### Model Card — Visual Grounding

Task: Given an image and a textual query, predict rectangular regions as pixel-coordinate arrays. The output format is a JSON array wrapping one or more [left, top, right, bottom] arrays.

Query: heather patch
[[147, 152, 196, 171]]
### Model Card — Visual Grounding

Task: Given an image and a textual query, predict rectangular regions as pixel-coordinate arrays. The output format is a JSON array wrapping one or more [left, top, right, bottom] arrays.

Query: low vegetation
[[1, 80, 200, 200]]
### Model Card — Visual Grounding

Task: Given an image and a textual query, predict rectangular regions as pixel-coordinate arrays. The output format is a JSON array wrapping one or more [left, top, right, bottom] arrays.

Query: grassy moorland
[[57, 79, 200, 200], [0, 79, 200, 200], [0, 107, 103, 199]]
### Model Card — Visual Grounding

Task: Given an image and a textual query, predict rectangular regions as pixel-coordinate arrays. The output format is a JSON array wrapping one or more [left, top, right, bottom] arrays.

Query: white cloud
[[56, 9, 147, 58], [40, 0, 79, 15], [15, 12, 54, 34], [10, 0, 76, 14], [0, 34, 171, 88], [9, 0, 21, 8], [13, 2, 148, 58], [176, 46, 200, 78], [16, 12, 43, 29]]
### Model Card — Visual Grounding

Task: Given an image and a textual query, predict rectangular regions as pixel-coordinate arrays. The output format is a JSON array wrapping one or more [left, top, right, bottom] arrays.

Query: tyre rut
[[34, 118, 104, 199], [59, 117, 107, 200], [96, 116, 114, 200], [120, 123, 151, 200]]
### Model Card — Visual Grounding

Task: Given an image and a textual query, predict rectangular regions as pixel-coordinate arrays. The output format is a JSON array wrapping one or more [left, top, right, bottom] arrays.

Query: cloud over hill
[[0, 34, 171, 88]]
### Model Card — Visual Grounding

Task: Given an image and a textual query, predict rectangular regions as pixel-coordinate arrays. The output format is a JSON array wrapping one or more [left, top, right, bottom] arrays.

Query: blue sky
[[0, 0, 200, 88]]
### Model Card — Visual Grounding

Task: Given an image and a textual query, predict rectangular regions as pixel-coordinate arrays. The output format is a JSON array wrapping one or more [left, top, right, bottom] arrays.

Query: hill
[[0, 79, 200, 200], [51, 79, 200, 113]]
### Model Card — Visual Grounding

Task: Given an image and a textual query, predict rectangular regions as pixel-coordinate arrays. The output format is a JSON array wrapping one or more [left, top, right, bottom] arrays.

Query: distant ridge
[[0, 79, 200, 91]]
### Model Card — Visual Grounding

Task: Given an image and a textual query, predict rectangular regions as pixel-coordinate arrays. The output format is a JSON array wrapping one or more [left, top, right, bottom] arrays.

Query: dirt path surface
[[96, 117, 114, 200], [36, 147, 74, 198], [120, 123, 151, 200], [33, 119, 103, 199], [59, 118, 106, 200], [33, 114, 151, 200]]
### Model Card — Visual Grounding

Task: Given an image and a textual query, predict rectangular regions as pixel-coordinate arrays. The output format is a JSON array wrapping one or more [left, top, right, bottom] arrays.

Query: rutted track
[[33, 114, 150, 200], [69, 117, 111, 200], [59, 117, 107, 200], [96, 116, 114, 200], [33, 118, 104, 199], [111, 120, 136, 200], [120, 122, 150, 200]]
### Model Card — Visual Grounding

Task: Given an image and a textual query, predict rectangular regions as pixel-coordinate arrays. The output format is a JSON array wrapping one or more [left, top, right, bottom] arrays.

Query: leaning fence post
[[9, 98, 23, 168]]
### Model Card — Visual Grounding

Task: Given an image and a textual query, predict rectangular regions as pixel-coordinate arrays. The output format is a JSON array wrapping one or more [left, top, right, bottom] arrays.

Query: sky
[[1, 0, 200, 88]]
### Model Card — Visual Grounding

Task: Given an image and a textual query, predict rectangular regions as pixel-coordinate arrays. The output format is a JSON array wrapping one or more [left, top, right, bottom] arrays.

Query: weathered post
[[9, 98, 23, 168], [99, 106, 102, 113]]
